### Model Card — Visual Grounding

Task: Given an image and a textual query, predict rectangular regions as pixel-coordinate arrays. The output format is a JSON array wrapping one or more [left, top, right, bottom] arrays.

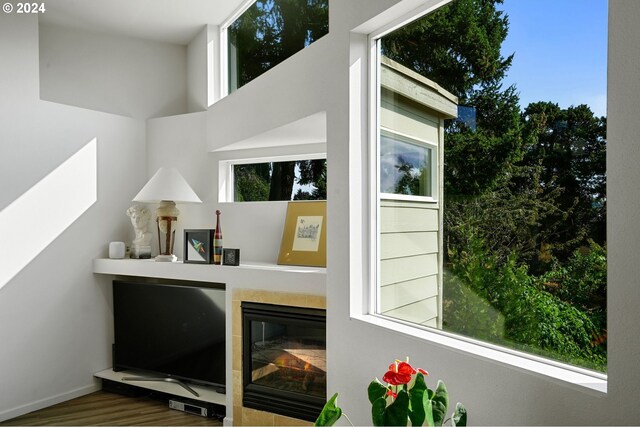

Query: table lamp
[[132, 167, 202, 262]]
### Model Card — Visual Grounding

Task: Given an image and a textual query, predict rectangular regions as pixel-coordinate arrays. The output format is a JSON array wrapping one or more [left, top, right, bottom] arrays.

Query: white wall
[[187, 26, 208, 113], [0, 13, 146, 421], [39, 23, 188, 119]]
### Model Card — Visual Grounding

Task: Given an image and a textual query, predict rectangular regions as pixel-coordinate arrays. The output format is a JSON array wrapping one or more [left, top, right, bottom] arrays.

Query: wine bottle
[[213, 210, 223, 265]]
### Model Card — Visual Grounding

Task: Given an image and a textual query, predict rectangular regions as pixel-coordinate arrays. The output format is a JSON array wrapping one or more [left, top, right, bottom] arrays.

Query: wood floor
[[0, 391, 223, 426]]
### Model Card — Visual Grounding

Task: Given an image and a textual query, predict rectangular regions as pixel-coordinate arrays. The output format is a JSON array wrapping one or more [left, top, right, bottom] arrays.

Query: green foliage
[[518, 102, 607, 260], [445, 235, 606, 370], [295, 159, 327, 200], [228, 0, 328, 90], [381, 0, 512, 100], [543, 242, 607, 341], [370, 394, 388, 427], [443, 85, 524, 196], [452, 403, 467, 427], [444, 172, 566, 268], [380, 389, 410, 426], [383, 0, 524, 196], [367, 379, 387, 403], [408, 373, 428, 426], [234, 159, 326, 201], [316, 370, 467, 427], [233, 163, 270, 201], [314, 393, 342, 427], [430, 381, 449, 426], [443, 270, 506, 342]]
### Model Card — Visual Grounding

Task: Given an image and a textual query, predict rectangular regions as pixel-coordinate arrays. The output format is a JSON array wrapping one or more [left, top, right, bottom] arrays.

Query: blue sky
[[497, 0, 608, 117]]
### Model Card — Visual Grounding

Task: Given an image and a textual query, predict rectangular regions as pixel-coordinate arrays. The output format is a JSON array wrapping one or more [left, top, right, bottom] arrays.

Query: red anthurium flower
[[383, 361, 414, 385], [386, 389, 398, 399], [382, 359, 429, 385], [382, 369, 411, 385], [394, 361, 417, 376]]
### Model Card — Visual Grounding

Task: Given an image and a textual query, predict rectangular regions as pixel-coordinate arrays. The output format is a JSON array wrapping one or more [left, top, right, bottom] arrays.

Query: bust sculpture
[[126, 204, 152, 257]]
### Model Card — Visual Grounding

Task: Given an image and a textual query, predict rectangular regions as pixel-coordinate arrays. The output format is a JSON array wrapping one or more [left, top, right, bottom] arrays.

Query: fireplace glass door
[[242, 302, 326, 421]]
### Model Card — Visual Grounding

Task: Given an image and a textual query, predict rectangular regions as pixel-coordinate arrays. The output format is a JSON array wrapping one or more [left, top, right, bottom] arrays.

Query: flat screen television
[[112, 280, 226, 393]]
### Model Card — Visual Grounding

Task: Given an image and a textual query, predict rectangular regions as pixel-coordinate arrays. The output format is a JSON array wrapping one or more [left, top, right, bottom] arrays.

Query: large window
[[372, 0, 607, 373], [226, 0, 329, 93]]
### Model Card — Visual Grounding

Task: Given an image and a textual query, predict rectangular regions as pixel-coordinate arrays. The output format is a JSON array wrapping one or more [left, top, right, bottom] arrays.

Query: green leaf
[[424, 396, 435, 427], [385, 389, 410, 426], [430, 380, 449, 427], [452, 403, 467, 427], [368, 379, 388, 404], [371, 397, 387, 427], [314, 392, 342, 426], [408, 373, 428, 426]]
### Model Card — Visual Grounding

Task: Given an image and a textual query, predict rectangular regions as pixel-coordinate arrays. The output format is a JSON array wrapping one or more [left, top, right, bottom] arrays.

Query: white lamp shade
[[132, 167, 202, 203]]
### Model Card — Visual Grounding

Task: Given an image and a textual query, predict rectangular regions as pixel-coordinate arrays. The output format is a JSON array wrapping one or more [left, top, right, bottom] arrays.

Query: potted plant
[[315, 358, 467, 426]]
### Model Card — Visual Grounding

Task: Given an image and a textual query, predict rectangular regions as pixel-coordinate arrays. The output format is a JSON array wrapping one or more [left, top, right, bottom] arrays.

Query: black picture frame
[[183, 229, 214, 264], [223, 248, 240, 266]]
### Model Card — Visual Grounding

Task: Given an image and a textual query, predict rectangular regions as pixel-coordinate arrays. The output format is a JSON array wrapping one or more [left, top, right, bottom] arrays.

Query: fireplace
[[242, 302, 326, 422]]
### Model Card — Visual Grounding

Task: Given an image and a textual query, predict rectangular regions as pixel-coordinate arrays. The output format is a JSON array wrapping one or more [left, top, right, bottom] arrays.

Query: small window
[[226, 158, 326, 202], [380, 130, 435, 199], [226, 0, 329, 94]]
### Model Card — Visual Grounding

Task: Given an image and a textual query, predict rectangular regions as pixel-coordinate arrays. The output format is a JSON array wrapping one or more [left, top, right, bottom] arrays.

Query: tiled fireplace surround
[[232, 289, 326, 426]]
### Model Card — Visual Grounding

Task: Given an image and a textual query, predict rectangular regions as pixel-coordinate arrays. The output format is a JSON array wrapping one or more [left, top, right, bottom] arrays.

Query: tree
[[295, 159, 327, 200], [382, 0, 523, 196], [268, 161, 296, 201], [234, 159, 327, 201], [518, 102, 607, 261], [234, 163, 270, 202], [228, 0, 329, 90], [382, 0, 513, 100]]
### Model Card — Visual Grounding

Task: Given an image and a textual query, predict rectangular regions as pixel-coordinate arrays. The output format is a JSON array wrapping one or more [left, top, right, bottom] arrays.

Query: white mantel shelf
[[93, 258, 326, 295]]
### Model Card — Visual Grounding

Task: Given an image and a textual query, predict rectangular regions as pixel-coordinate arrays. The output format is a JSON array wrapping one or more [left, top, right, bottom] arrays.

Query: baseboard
[[0, 381, 101, 422]]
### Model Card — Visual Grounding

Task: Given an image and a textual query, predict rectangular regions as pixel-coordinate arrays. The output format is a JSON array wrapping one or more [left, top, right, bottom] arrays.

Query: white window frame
[[361, 0, 608, 392], [219, 0, 257, 99], [379, 127, 438, 203], [218, 153, 326, 203]]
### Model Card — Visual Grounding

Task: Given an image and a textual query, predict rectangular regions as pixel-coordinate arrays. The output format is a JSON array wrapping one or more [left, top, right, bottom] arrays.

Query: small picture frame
[[183, 229, 214, 264], [223, 248, 240, 266], [277, 201, 326, 267]]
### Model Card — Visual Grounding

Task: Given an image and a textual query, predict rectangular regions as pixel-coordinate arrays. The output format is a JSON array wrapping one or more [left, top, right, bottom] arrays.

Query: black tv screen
[[112, 280, 226, 392]]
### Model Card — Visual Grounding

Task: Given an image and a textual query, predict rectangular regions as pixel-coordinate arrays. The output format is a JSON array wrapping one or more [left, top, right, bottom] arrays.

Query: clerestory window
[[220, 156, 326, 202], [224, 0, 329, 94]]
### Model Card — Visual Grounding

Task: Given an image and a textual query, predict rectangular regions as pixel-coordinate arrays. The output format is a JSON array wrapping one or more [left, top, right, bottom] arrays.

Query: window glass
[[227, 0, 329, 93], [234, 159, 326, 201], [380, 131, 433, 198], [375, 0, 607, 372]]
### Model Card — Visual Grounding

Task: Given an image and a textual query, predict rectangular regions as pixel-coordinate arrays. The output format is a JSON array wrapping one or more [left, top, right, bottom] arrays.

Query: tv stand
[[94, 369, 225, 406], [122, 376, 200, 397]]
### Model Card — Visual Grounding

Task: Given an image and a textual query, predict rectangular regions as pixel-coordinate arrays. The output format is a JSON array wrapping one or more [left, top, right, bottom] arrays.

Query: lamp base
[[155, 254, 178, 262]]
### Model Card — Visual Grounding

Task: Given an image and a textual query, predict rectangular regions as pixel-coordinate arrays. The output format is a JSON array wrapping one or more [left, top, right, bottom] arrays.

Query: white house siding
[[381, 88, 440, 141], [380, 199, 440, 326], [378, 59, 455, 328]]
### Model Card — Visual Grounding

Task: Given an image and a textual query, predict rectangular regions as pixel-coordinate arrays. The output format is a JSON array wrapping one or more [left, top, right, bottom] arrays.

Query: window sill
[[351, 313, 607, 395]]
